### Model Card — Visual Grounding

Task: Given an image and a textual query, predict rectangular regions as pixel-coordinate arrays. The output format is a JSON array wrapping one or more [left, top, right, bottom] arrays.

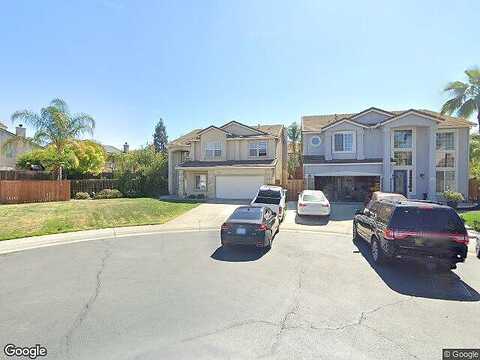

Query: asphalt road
[[1, 229, 479, 360]]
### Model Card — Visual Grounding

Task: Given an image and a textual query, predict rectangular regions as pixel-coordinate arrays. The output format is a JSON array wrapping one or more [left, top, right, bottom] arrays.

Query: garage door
[[215, 176, 264, 199]]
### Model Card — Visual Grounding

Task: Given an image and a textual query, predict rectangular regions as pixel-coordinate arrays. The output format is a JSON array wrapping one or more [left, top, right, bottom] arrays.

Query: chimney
[[123, 142, 129, 153], [16, 124, 26, 138]]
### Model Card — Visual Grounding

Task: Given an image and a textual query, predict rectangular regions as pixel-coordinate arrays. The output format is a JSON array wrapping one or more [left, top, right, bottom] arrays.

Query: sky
[[0, 0, 478, 148]]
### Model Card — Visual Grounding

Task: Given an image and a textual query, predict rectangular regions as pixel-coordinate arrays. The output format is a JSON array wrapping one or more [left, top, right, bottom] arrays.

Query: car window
[[254, 196, 281, 205], [389, 207, 466, 233], [303, 193, 325, 202], [257, 190, 281, 199], [229, 207, 263, 220], [376, 204, 394, 224]]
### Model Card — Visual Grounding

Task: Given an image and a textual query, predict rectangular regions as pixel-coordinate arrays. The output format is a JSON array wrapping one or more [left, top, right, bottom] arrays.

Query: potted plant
[[442, 190, 464, 209]]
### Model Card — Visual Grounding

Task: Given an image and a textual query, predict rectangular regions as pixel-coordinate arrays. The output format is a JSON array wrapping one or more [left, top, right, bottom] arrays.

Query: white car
[[297, 190, 331, 216], [251, 185, 287, 221]]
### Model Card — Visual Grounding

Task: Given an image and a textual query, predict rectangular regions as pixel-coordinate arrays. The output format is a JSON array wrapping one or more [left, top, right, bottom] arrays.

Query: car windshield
[[257, 190, 281, 199], [254, 197, 281, 205], [229, 207, 263, 220], [303, 194, 325, 202], [389, 207, 466, 233]]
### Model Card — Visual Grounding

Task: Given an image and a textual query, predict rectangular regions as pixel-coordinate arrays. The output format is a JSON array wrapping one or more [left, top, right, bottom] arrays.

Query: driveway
[[1, 229, 479, 359], [282, 201, 362, 235]]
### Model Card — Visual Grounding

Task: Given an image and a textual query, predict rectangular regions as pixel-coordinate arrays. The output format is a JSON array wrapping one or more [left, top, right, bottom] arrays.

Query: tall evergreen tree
[[153, 118, 168, 153]]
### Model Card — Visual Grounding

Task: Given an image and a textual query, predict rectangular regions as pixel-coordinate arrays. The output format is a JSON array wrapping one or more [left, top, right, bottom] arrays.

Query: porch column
[[382, 127, 391, 192], [357, 128, 365, 160], [178, 169, 185, 198], [428, 124, 437, 200], [168, 149, 174, 194]]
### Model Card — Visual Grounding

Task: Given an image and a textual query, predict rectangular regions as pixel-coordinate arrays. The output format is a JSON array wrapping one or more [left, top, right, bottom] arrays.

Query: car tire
[[477, 243, 480, 259], [371, 237, 387, 265]]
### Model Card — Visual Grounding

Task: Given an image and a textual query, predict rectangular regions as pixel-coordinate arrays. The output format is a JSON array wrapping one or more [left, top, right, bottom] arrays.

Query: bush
[[442, 190, 464, 202], [74, 192, 91, 200], [187, 194, 197, 200], [196, 194, 205, 200], [94, 189, 124, 199]]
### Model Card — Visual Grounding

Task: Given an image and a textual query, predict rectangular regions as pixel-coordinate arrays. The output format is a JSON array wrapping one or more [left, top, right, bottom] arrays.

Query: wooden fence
[[0, 170, 53, 180], [70, 179, 119, 197], [286, 179, 304, 201], [469, 178, 480, 201], [0, 180, 70, 204]]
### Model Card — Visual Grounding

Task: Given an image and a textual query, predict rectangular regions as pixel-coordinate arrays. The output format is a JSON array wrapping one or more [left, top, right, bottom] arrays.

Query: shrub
[[473, 220, 480, 232], [187, 194, 197, 200], [94, 189, 124, 199], [74, 192, 91, 200], [442, 190, 464, 202], [196, 194, 205, 200]]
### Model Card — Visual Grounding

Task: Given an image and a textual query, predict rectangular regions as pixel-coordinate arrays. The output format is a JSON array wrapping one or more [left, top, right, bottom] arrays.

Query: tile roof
[[168, 123, 283, 147], [302, 108, 473, 131]]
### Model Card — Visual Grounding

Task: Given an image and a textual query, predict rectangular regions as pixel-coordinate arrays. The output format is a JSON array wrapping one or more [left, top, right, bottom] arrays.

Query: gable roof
[[168, 123, 283, 148], [321, 118, 371, 131], [302, 107, 473, 132], [102, 144, 122, 154], [196, 125, 232, 136], [220, 120, 268, 135]]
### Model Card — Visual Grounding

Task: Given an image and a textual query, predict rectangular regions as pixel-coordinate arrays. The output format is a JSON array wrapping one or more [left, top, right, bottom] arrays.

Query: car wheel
[[371, 237, 387, 265], [477, 242, 480, 259]]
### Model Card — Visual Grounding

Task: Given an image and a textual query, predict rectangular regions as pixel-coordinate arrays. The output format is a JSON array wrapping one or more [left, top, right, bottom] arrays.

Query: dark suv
[[353, 200, 469, 269]]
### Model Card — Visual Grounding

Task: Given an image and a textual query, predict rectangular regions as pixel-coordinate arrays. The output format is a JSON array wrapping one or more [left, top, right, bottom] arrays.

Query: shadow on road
[[353, 238, 480, 302], [211, 246, 268, 262]]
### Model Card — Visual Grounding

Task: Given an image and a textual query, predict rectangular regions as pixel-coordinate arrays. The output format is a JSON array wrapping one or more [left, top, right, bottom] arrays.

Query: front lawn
[[459, 210, 480, 230], [0, 198, 198, 240]]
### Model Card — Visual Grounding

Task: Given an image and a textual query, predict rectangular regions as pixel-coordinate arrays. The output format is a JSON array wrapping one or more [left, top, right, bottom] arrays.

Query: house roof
[[0, 121, 7, 130], [168, 122, 283, 148], [176, 159, 277, 168], [302, 108, 473, 132], [102, 144, 122, 154]]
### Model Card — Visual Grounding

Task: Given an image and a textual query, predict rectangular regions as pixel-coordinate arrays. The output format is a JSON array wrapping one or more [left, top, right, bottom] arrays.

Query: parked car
[[365, 191, 407, 208], [251, 185, 287, 221], [353, 200, 469, 270], [221, 206, 279, 249], [297, 190, 330, 217]]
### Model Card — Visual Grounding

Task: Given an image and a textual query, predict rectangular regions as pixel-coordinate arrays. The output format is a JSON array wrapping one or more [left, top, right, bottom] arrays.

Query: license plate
[[236, 228, 246, 235]]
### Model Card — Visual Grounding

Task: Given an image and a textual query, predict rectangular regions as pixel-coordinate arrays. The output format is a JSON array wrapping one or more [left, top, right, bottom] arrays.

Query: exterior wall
[[363, 128, 383, 158], [353, 111, 390, 125], [0, 130, 36, 170], [221, 123, 261, 136], [324, 122, 362, 160], [457, 128, 469, 197], [182, 168, 274, 198], [303, 132, 325, 156], [415, 127, 429, 198], [168, 149, 189, 195], [199, 129, 227, 161]]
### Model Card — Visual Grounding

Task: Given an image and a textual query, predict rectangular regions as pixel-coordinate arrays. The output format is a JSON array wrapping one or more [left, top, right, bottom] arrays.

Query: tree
[[11, 98, 95, 179], [17, 140, 106, 176], [470, 134, 480, 179], [287, 122, 302, 179], [441, 67, 480, 128], [153, 118, 168, 153]]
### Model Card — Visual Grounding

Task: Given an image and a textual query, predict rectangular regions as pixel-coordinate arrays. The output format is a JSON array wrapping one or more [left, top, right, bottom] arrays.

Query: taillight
[[298, 203, 307, 208], [221, 223, 230, 230], [258, 224, 268, 231], [383, 228, 395, 240], [278, 207, 283, 214], [321, 203, 330, 208], [450, 233, 469, 245]]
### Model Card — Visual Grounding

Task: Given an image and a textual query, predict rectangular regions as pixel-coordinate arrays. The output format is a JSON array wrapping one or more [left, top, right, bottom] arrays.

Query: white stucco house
[[302, 107, 473, 202], [167, 121, 288, 199]]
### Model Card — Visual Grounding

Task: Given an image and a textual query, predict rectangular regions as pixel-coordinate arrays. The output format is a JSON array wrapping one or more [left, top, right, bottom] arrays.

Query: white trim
[[310, 135, 321, 147], [220, 121, 266, 135], [376, 110, 441, 127], [390, 127, 416, 196], [435, 129, 458, 193], [304, 162, 382, 166], [322, 119, 369, 131], [350, 108, 393, 119], [197, 126, 230, 136], [176, 165, 275, 170], [332, 131, 356, 153]]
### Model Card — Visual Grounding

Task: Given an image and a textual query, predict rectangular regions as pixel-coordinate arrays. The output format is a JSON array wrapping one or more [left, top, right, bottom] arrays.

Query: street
[[1, 225, 479, 359]]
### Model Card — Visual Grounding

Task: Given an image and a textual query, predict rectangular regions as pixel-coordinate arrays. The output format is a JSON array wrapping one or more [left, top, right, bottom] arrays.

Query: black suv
[[353, 200, 469, 269]]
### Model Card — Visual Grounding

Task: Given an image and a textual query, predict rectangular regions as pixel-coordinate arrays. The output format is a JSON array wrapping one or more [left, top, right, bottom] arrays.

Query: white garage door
[[215, 176, 265, 199]]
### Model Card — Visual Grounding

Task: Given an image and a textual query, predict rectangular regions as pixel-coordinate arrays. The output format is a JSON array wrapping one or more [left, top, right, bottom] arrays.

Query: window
[[333, 132, 354, 152], [390, 207, 465, 233], [436, 171, 455, 192], [249, 142, 267, 157], [393, 151, 412, 166], [310, 136, 321, 147], [436, 152, 455, 167], [436, 132, 454, 150], [393, 130, 412, 148], [205, 142, 221, 157], [4, 144, 14, 158], [194, 174, 207, 190]]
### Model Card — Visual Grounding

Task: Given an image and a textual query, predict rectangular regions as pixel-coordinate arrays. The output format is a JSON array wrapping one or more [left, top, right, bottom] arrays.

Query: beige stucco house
[[0, 122, 37, 170], [168, 121, 287, 199]]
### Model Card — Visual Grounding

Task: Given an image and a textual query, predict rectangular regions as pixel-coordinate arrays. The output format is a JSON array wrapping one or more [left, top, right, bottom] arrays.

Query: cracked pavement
[[0, 229, 479, 359]]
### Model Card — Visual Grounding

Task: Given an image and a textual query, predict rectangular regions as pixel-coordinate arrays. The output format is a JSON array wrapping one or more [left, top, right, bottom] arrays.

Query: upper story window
[[310, 136, 321, 147], [436, 131, 456, 193], [333, 131, 354, 153], [393, 130, 413, 149], [249, 141, 267, 157], [205, 142, 221, 158], [436, 132, 455, 151]]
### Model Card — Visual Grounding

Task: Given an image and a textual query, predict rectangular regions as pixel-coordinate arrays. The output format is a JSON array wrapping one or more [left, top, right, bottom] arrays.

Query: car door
[[356, 202, 376, 240], [362, 202, 380, 242]]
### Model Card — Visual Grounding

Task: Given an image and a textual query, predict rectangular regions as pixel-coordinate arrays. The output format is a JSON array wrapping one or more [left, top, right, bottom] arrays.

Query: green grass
[[0, 198, 199, 241], [459, 210, 480, 230]]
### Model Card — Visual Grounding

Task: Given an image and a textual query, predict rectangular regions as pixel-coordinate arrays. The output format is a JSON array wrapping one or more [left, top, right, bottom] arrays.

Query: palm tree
[[287, 122, 302, 179], [10, 98, 95, 179], [441, 67, 480, 128]]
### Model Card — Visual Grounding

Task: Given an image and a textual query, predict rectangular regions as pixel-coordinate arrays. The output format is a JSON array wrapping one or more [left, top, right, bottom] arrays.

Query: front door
[[393, 170, 408, 196]]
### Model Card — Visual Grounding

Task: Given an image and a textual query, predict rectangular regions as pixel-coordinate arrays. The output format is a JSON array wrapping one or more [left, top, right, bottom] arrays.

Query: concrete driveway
[[282, 201, 362, 235]]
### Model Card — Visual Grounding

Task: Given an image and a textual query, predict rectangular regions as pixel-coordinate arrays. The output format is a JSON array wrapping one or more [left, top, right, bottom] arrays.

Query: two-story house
[[0, 122, 37, 170], [168, 121, 287, 199], [302, 107, 472, 202]]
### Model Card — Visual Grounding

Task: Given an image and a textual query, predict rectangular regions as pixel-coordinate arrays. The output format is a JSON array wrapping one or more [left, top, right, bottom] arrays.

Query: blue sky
[[0, 0, 478, 148]]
